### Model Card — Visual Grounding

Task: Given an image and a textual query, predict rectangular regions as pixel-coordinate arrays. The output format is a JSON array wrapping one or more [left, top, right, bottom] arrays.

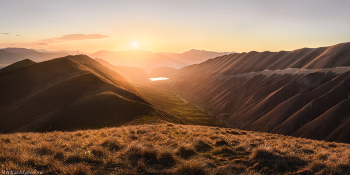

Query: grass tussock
[[213, 164, 250, 175], [175, 159, 208, 175], [250, 146, 307, 173], [213, 146, 235, 157], [100, 138, 122, 151], [158, 150, 176, 167], [214, 137, 230, 146], [36, 142, 54, 155], [176, 145, 196, 159], [125, 143, 158, 165], [194, 139, 212, 152], [1, 123, 350, 174]]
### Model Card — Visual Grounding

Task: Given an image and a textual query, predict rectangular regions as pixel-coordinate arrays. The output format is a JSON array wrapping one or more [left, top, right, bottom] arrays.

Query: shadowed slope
[[169, 42, 350, 143], [245, 71, 350, 133], [0, 57, 88, 108], [293, 98, 350, 141], [0, 55, 186, 133], [65, 55, 143, 96]]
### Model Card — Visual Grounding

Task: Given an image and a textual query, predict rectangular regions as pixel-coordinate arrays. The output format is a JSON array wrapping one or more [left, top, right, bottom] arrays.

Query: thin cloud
[[0, 33, 111, 51], [1, 33, 10, 35], [41, 34, 110, 43], [16, 35, 21, 36]]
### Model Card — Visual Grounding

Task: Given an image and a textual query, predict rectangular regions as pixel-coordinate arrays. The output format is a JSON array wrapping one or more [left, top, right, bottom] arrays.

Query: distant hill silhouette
[[150, 67, 178, 78], [0, 48, 69, 69], [94, 58, 150, 85], [91, 50, 187, 73], [0, 55, 185, 133], [169, 42, 350, 143], [0, 59, 36, 72], [161, 49, 233, 65]]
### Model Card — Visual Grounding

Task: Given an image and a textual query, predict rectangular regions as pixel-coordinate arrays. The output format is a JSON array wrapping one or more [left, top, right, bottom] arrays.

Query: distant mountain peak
[[3, 47, 39, 54], [161, 49, 233, 65], [90, 50, 188, 73]]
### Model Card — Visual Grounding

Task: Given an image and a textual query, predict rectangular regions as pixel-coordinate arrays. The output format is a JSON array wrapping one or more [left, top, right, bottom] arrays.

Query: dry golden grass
[[1, 123, 350, 174]]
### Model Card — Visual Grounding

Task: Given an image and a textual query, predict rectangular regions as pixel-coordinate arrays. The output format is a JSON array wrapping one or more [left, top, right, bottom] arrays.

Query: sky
[[1, 0, 350, 53]]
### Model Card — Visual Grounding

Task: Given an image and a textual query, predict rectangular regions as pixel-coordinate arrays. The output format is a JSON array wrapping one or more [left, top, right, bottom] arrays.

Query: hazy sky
[[1, 0, 350, 53]]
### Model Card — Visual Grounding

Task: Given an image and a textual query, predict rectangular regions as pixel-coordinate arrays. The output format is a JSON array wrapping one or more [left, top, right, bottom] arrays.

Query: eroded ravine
[[168, 42, 350, 143]]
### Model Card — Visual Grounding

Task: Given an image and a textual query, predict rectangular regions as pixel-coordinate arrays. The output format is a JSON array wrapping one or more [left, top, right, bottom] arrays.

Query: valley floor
[[1, 123, 350, 174], [136, 83, 230, 128]]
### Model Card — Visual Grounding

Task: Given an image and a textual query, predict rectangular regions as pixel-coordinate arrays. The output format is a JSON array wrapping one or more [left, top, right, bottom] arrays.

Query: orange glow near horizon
[[0, 1, 350, 54], [0, 32, 348, 54]]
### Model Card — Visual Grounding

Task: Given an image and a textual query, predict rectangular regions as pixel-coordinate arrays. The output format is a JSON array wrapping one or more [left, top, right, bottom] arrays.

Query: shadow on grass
[[250, 147, 307, 174]]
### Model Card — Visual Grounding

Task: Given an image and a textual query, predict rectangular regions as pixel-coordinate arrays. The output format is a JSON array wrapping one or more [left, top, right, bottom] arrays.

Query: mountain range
[[161, 49, 233, 65], [168, 42, 350, 143], [0, 48, 231, 74], [90, 50, 187, 73], [90, 49, 231, 73], [2, 42, 350, 144], [0, 48, 69, 69]]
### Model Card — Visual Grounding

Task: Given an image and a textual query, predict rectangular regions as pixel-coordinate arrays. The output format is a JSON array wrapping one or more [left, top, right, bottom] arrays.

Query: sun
[[132, 42, 137, 47]]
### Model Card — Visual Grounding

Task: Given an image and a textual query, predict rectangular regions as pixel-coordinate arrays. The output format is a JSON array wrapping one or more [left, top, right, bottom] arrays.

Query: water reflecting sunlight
[[149, 77, 169, 82]]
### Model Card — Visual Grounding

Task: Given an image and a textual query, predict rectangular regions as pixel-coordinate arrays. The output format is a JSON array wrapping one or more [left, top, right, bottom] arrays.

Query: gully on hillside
[[168, 42, 350, 143]]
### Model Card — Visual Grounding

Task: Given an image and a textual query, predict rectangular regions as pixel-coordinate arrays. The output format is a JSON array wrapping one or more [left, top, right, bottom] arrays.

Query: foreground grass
[[136, 83, 229, 127], [1, 124, 350, 174]]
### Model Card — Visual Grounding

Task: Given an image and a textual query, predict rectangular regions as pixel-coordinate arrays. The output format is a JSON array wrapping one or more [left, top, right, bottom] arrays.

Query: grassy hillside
[[136, 82, 229, 127], [1, 123, 350, 174], [0, 56, 185, 133]]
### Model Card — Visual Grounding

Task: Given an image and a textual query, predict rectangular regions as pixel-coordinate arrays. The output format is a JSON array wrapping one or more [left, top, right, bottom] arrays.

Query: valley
[[135, 82, 230, 127], [2, 43, 350, 174]]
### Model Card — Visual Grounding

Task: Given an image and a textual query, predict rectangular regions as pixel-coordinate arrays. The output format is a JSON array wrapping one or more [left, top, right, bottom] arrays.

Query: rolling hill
[[169, 42, 350, 143], [0, 55, 185, 133]]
